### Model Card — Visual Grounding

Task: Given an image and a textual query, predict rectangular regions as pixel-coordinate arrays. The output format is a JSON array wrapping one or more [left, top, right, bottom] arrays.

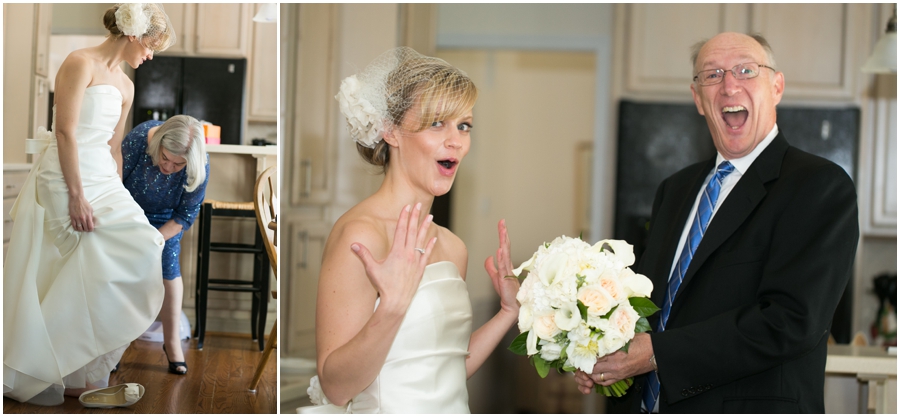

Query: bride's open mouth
[[722, 105, 748, 130], [437, 158, 458, 175]]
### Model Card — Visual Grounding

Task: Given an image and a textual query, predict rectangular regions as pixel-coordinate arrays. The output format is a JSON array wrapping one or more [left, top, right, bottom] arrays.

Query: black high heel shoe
[[162, 344, 188, 375]]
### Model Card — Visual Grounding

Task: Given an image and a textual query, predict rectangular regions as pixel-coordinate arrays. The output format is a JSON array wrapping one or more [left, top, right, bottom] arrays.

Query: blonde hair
[[356, 55, 478, 171], [147, 115, 207, 192]]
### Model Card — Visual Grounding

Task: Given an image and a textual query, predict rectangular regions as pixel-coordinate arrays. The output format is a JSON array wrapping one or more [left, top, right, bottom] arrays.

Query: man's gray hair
[[690, 33, 778, 74], [147, 115, 207, 192]]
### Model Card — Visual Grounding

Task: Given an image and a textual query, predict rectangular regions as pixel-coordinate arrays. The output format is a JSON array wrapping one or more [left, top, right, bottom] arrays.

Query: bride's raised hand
[[350, 203, 437, 312], [484, 219, 519, 315]]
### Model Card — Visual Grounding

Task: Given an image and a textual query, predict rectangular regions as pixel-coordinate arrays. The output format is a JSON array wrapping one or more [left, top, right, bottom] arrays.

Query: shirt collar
[[716, 124, 779, 175]]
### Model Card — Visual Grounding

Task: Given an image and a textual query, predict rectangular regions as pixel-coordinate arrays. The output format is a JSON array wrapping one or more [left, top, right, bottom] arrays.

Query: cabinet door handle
[[301, 159, 312, 197], [299, 231, 308, 269]]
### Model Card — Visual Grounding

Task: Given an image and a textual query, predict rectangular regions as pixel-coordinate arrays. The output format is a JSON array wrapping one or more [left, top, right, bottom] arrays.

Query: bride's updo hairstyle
[[335, 47, 477, 171], [103, 3, 176, 53]]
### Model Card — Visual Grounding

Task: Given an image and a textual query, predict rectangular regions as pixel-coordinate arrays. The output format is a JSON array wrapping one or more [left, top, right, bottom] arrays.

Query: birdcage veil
[[113, 3, 176, 53], [335, 47, 477, 150]]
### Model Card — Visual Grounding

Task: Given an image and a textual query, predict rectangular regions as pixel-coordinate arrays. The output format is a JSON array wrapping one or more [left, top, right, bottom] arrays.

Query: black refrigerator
[[133, 56, 247, 145]]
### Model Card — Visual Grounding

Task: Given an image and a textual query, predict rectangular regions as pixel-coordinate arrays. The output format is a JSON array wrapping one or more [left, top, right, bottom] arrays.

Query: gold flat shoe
[[78, 383, 145, 408]]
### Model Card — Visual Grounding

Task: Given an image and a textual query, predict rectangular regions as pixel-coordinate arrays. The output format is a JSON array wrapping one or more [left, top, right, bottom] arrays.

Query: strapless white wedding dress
[[303, 261, 473, 414], [3, 85, 165, 405]]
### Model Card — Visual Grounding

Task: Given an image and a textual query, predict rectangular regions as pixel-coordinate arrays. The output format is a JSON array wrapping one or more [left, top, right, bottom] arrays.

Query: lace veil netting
[[334, 47, 478, 148], [113, 3, 176, 53]]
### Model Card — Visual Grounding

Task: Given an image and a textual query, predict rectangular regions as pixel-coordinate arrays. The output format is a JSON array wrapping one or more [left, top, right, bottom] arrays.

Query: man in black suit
[[574, 32, 858, 413]]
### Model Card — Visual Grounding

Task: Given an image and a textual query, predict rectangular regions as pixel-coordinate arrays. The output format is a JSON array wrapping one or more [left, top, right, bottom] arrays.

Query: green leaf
[[577, 300, 589, 321], [601, 305, 618, 319], [562, 364, 575, 373], [533, 355, 550, 378], [629, 297, 660, 317], [620, 341, 631, 353], [508, 331, 529, 356], [634, 317, 651, 334]]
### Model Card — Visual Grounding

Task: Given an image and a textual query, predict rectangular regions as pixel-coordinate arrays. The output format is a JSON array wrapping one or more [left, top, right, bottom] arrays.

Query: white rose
[[533, 313, 561, 340], [517, 304, 534, 333], [577, 284, 615, 317], [554, 302, 581, 331], [621, 268, 654, 298], [539, 340, 563, 361], [115, 3, 150, 37], [607, 303, 640, 342], [599, 273, 627, 302]]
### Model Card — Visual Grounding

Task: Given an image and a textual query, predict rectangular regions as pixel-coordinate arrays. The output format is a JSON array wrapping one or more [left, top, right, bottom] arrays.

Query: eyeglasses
[[693, 62, 776, 86]]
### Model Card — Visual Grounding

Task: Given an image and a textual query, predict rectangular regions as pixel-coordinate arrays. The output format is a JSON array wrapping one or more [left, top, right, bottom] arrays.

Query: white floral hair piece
[[335, 74, 385, 148], [115, 3, 151, 37], [334, 47, 473, 149]]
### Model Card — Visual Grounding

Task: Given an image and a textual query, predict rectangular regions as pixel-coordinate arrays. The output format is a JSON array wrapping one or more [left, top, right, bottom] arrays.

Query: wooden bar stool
[[194, 199, 270, 351]]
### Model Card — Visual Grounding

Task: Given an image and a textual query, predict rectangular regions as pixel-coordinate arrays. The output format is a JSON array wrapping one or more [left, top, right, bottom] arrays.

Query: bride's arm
[[109, 79, 134, 181], [54, 54, 95, 232], [465, 219, 520, 378], [316, 204, 436, 407]]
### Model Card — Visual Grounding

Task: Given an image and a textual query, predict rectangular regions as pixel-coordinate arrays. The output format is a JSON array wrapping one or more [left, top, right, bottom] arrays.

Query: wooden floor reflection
[[2, 332, 276, 414]]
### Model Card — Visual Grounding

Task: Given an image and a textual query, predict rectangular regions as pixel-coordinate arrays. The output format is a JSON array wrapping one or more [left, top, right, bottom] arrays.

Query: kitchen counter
[[204, 145, 277, 202]]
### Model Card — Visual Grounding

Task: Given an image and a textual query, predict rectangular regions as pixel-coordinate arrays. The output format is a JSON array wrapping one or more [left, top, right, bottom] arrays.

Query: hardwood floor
[[3, 332, 276, 414]]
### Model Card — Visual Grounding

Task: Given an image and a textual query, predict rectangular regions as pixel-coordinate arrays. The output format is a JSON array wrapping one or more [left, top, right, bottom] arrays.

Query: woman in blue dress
[[122, 115, 209, 375]]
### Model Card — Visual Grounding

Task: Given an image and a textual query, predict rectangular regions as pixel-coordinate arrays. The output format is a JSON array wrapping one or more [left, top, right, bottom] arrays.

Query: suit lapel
[[650, 160, 714, 310], [673, 134, 789, 305]]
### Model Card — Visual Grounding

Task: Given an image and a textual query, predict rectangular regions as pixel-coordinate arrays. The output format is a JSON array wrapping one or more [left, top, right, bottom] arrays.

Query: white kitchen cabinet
[[292, 4, 338, 206], [617, 4, 867, 102], [284, 219, 329, 358], [161, 3, 251, 58], [247, 3, 277, 122]]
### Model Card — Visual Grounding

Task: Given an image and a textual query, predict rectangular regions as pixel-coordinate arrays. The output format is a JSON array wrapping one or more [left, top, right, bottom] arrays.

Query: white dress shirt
[[666, 124, 780, 288]]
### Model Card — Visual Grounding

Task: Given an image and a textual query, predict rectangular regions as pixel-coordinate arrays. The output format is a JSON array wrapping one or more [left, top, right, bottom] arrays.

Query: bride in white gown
[[304, 47, 520, 413], [3, 4, 175, 406]]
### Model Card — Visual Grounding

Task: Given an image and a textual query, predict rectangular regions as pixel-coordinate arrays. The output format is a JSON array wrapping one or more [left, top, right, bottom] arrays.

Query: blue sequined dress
[[122, 120, 209, 280]]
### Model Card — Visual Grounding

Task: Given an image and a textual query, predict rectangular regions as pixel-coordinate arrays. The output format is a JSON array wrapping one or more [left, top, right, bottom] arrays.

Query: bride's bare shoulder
[[325, 206, 390, 262]]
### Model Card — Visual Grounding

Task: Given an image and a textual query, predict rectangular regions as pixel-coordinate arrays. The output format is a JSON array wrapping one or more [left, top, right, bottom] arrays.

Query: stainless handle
[[299, 231, 309, 269], [301, 159, 312, 197]]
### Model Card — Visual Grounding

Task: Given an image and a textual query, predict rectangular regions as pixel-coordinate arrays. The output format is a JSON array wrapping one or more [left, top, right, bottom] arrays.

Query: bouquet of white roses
[[508, 236, 659, 397]]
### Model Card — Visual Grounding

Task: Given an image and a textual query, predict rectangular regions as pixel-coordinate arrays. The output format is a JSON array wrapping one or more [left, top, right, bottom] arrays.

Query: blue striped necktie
[[642, 161, 734, 413]]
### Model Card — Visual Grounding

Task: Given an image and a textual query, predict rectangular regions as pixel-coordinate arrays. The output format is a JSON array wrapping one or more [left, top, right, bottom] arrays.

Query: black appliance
[[133, 56, 247, 145], [613, 100, 859, 343]]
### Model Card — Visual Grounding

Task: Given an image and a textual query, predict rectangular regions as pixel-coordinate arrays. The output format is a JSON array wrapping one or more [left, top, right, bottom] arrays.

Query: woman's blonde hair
[[356, 51, 478, 171], [147, 115, 207, 192]]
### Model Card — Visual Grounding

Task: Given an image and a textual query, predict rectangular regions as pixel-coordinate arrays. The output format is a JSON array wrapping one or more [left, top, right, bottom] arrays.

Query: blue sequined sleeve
[[121, 127, 146, 181], [172, 158, 210, 230]]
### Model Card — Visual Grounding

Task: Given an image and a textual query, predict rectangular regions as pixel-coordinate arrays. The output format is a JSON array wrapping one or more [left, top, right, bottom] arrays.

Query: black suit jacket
[[628, 133, 858, 413]]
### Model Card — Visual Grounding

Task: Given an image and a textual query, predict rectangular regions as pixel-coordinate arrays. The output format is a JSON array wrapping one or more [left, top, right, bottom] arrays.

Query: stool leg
[[196, 203, 213, 350], [258, 252, 270, 352], [194, 204, 204, 340]]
